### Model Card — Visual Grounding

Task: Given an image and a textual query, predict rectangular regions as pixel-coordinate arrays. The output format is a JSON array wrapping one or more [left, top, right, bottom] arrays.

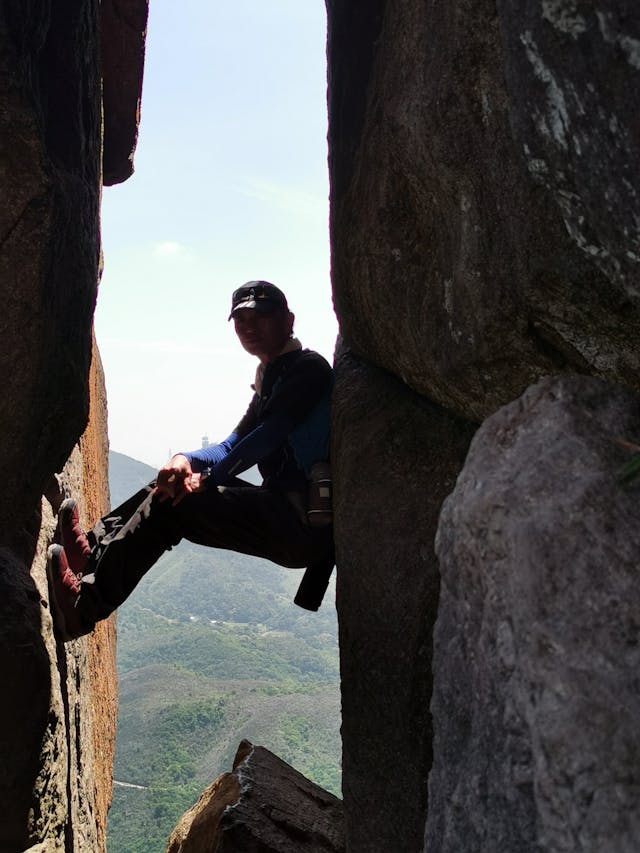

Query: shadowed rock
[[0, 547, 51, 852], [0, 340, 116, 853], [1, 1, 132, 838], [0, 0, 147, 541], [101, 0, 149, 185], [428, 374, 640, 852], [167, 740, 345, 853], [0, 1, 102, 540], [331, 345, 475, 853], [327, 1, 640, 422]]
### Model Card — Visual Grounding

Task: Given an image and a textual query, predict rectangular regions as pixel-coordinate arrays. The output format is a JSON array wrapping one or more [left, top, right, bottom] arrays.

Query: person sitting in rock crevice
[[47, 281, 334, 641]]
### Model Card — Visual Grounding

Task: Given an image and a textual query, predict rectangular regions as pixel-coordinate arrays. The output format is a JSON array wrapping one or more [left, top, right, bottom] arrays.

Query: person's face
[[233, 308, 294, 363]]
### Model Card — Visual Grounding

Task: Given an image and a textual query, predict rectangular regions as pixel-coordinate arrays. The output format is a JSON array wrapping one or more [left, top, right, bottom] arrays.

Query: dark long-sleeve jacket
[[184, 348, 333, 492]]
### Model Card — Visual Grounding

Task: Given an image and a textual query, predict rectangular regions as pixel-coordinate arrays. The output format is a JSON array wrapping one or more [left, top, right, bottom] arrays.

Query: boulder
[[101, 0, 149, 185], [427, 374, 640, 852], [0, 338, 116, 852], [167, 740, 345, 853], [326, 1, 640, 422], [331, 346, 475, 853], [0, 0, 101, 540]]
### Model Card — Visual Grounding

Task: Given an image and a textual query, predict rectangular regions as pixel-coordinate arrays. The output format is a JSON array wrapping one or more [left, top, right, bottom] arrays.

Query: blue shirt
[[183, 348, 333, 491]]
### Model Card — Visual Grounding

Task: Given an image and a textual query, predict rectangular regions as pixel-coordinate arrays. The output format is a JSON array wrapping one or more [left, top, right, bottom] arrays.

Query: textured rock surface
[[327, 1, 640, 422], [497, 2, 640, 298], [427, 374, 640, 852], [0, 1, 102, 539], [0, 0, 148, 538], [0, 545, 52, 852], [81, 342, 118, 852], [332, 347, 475, 853], [101, 0, 149, 185], [0, 338, 116, 853], [167, 740, 345, 853], [1, 1, 139, 850]]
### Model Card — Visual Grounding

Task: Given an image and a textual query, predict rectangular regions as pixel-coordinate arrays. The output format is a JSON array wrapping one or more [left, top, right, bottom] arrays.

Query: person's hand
[[187, 472, 207, 494], [155, 454, 195, 505]]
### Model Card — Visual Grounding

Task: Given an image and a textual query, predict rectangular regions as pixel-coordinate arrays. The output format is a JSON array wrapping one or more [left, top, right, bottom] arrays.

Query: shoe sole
[[59, 497, 78, 523], [58, 497, 91, 568], [46, 544, 81, 642]]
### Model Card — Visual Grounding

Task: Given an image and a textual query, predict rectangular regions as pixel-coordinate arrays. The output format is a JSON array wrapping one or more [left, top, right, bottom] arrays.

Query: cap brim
[[228, 298, 282, 320], [228, 298, 257, 320]]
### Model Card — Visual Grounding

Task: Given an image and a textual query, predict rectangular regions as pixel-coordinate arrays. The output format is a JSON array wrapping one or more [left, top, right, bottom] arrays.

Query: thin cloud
[[152, 241, 190, 258], [236, 178, 326, 220]]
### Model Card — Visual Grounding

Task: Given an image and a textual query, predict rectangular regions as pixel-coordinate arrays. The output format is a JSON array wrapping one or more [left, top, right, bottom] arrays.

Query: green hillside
[[107, 450, 156, 506], [106, 451, 341, 853]]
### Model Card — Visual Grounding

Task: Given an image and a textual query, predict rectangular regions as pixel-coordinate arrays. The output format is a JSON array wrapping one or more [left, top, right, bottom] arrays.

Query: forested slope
[[106, 451, 340, 853]]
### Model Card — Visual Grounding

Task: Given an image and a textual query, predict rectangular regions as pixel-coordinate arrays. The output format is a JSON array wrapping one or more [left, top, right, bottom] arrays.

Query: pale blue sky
[[95, 0, 336, 468]]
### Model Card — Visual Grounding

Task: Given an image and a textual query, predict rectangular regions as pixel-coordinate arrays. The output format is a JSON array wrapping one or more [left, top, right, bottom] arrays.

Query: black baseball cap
[[228, 281, 289, 320]]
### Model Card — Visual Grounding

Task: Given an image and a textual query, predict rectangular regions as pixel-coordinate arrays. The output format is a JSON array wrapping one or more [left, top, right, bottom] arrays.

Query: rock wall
[[102, 0, 149, 185], [326, 2, 640, 852], [0, 0, 148, 542], [428, 375, 640, 852], [80, 343, 119, 852], [0, 340, 115, 853], [0, 2, 146, 850], [332, 347, 475, 852], [0, 0, 102, 541], [327, 0, 640, 422]]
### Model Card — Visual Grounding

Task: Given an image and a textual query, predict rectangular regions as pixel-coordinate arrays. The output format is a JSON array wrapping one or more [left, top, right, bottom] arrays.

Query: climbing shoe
[[46, 544, 93, 641], [59, 498, 91, 575]]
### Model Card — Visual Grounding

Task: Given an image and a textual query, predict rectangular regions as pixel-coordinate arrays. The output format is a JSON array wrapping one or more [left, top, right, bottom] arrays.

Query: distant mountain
[[106, 450, 341, 853], [108, 450, 156, 507]]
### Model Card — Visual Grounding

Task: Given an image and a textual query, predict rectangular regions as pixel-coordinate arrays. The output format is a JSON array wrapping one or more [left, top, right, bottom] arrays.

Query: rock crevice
[[0, 2, 145, 849]]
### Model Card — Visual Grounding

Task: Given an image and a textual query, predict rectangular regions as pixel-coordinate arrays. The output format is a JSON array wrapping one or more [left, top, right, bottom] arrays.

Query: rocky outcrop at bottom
[[427, 374, 640, 853], [167, 740, 344, 853]]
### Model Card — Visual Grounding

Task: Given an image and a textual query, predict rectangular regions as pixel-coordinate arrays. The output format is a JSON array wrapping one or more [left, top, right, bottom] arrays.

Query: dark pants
[[77, 480, 333, 625]]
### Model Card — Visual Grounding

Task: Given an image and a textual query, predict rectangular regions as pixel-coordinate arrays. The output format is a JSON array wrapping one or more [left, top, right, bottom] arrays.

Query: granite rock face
[[0, 339, 116, 853], [332, 346, 475, 853], [167, 740, 345, 853], [326, 4, 640, 851], [0, 0, 148, 540], [0, 0, 102, 540], [327, 0, 640, 422], [78, 344, 119, 852], [1, 2, 142, 848], [497, 1, 640, 300], [101, 0, 149, 185], [427, 375, 640, 853], [0, 545, 52, 853]]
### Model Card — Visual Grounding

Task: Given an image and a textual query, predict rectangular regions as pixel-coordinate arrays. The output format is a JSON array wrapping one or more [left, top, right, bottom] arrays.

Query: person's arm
[[162, 355, 333, 495], [203, 412, 294, 484], [155, 399, 258, 502], [159, 413, 295, 494], [177, 392, 260, 474], [181, 432, 240, 472], [204, 355, 333, 484]]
